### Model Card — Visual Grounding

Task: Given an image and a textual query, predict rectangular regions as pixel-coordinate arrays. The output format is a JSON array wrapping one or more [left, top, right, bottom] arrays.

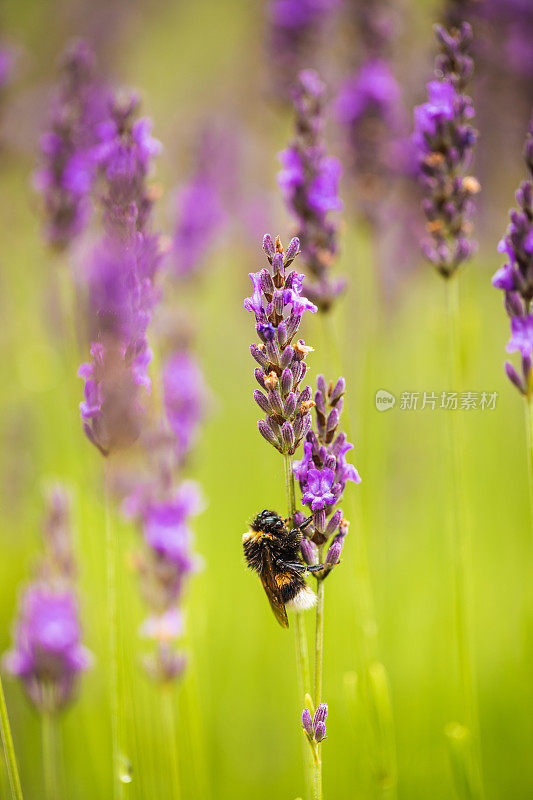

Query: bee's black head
[[251, 509, 286, 536]]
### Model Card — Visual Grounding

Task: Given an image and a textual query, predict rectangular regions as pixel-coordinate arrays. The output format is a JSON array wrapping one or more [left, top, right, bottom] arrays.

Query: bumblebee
[[242, 509, 323, 628]]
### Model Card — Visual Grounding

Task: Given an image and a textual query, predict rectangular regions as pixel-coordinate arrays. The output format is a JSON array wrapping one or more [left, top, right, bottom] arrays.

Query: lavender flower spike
[[294, 375, 360, 548], [413, 23, 479, 278], [34, 39, 109, 250], [245, 234, 317, 455], [279, 70, 345, 311], [493, 118, 533, 397], [266, 0, 339, 99], [3, 487, 91, 711]]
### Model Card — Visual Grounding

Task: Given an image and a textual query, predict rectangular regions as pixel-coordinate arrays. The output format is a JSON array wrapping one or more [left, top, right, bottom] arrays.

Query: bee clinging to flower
[[242, 509, 323, 628]]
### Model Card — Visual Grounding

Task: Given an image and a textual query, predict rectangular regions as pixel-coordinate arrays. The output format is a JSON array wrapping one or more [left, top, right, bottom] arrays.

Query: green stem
[[313, 750, 323, 800], [313, 558, 324, 709], [0, 678, 23, 800], [523, 398, 533, 533], [41, 709, 60, 800], [161, 687, 180, 800], [320, 309, 397, 799], [444, 277, 484, 799], [313, 553, 324, 800], [104, 467, 123, 800], [284, 453, 312, 799]]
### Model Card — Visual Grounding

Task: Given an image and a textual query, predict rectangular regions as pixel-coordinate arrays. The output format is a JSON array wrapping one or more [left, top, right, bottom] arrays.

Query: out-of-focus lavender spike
[[266, 0, 340, 100], [413, 23, 479, 279], [493, 119, 533, 396], [78, 89, 164, 455], [34, 39, 110, 250], [278, 70, 344, 312], [171, 126, 237, 278], [2, 487, 92, 711]]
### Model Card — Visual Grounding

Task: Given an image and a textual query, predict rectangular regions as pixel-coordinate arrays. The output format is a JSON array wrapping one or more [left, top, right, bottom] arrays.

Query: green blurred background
[[1, 0, 532, 798]]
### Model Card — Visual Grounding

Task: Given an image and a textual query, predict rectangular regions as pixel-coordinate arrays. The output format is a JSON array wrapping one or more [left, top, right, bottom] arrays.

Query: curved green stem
[[161, 687, 180, 800], [313, 555, 325, 800], [104, 467, 124, 800], [445, 277, 484, 800], [41, 709, 60, 800], [284, 453, 313, 799], [0, 678, 23, 800], [523, 398, 533, 534]]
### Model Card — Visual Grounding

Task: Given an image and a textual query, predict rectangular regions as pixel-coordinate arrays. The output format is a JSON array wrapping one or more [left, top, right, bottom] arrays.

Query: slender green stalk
[[313, 550, 325, 800], [444, 277, 484, 799], [161, 687, 181, 800], [523, 398, 533, 532], [284, 453, 313, 799], [41, 709, 60, 800], [0, 678, 23, 800], [104, 467, 124, 800], [312, 750, 323, 800], [313, 555, 324, 709], [321, 304, 397, 799]]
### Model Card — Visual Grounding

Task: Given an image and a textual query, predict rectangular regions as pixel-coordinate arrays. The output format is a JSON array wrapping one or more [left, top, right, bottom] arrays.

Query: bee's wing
[[260, 551, 289, 629]]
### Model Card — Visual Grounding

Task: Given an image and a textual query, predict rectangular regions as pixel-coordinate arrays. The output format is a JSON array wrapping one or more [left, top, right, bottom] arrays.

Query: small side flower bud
[[314, 722, 327, 742], [302, 708, 313, 735]]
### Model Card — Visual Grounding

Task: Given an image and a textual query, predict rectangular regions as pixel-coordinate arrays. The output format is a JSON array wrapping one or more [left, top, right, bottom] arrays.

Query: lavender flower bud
[[250, 343, 269, 371], [313, 703, 328, 729], [284, 237, 300, 265], [281, 421, 295, 452], [268, 388, 284, 416], [330, 377, 345, 403], [255, 368, 267, 388], [260, 270, 275, 297], [300, 537, 318, 565], [266, 339, 281, 366], [505, 361, 525, 394], [294, 412, 312, 442], [280, 346, 294, 369], [302, 708, 313, 735], [314, 722, 327, 742], [272, 252, 283, 277], [280, 368, 294, 396], [263, 233, 275, 260], [283, 392, 297, 418], [505, 292, 523, 319], [258, 419, 280, 448], [313, 509, 326, 533], [253, 390, 271, 414], [325, 509, 342, 538], [325, 539, 343, 565], [277, 322, 288, 348]]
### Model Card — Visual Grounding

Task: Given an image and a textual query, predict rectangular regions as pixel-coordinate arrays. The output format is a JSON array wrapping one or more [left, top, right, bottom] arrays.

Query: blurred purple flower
[[413, 24, 479, 278], [163, 351, 207, 460], [266, 0, 340, 98], [278, 70, 344, 311], [493, 119, 533, 395], [4, 585, 91, 711], [34, 39, 110, 249], [507, 315, 533, 358]]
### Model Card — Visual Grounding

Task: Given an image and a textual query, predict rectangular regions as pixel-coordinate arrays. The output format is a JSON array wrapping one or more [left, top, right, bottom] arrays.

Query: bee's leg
[[284, 562, 309, 573], [285, 562, 328, 575]]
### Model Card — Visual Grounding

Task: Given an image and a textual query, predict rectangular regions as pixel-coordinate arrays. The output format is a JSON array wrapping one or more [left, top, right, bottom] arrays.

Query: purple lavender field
[[0, 0, 532, 798]]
